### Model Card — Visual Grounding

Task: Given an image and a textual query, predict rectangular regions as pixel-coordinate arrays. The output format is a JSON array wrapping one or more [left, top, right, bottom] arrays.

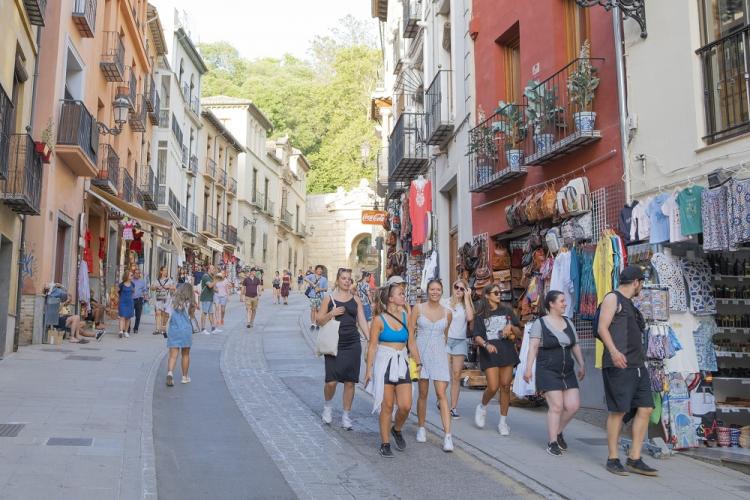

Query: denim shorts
[[215, 296, 227, 306], [446, 338, 468, 356], [200, 301, 214, 314]]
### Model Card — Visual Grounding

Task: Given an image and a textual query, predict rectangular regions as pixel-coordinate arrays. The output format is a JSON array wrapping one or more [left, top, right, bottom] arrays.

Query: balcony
[[388, 112, 428, 181], [121, 169, 133, 203], [467, 105, 528, 193], [224, 224, 238, 247], [0, 86, 12, 181], [144, 75, 156, 112], [698, 25, 750, 144], [158, 110, 169, 128], [297, 223, 307, 238], [188, 155, 199, 176], [191, 96, 200, 116], [281, 209, 294, 229], [115, 67, 137, 111], [178, 206, 188, 230], [227, 177, 237, 196], [56, 100, 98, 177], [72, 0, 96, 37], [425, 70, 454, 146], [138, 167, 157, 209], [402, 0, 421, 38], [189, 213, 199, 234], [148, 87, 160, 125], [23, 0, 46, 26], [252, 191, 265, 209], [387, 180, 408, 200], [129, 94, 147, 132], [92, 143, 119, 194], [158, 185, 180, 221], [100, 31, 125, 82], [204, 158, 216, 180], [266, 200, 275, 217], [181, 145, 188, 169], [393, 34, 404, 75], [217, 222, 227, 243], [521, 57, 603, 166], [216, 169, 227, 190], [0, 134, 43, 215], [202, 214, 218, 237], [372, 0, 387, 21]]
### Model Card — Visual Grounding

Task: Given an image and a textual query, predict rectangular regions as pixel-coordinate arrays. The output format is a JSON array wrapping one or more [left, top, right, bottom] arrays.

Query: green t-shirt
[[200, 274, 215, 302], [676, 186, 704, 236]]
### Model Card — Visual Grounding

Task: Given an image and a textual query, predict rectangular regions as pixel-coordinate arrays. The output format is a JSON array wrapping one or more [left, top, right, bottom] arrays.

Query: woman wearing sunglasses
[[317, 268, 371, 431], [445, 279, 474, 418], [472, 283, 521, 436]]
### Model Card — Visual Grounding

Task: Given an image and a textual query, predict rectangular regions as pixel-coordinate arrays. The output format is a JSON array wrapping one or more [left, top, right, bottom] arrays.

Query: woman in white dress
[[410, 279, 453, 452]]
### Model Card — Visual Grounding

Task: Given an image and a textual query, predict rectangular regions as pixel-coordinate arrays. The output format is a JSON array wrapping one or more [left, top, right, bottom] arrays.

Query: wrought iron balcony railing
[[203, 214, 217, 236], [204, 158, 216, 179], [101, 31, 125, 82], [158, 110, 169, 128], [0, 85, 12, 181], [225, 225, 238, 246], [425, 70, 454, 146], [115, 66, 137, 110], [281, 209, 294, 229], [57, 99, 98, 175], [188, 155, 199, 176], [121, 169, 133, 203], [129, 94, 147, 132], [148, 86, 160, 125], [388, 112, 428, 181], [252, 191, 265, 209], [72, 0, 96, 37], [138, 166, 157, 209], [189, 213, 199, 234], [181, 145, 188, 169], [0, 134, 43, 215], [23, 0, 47, 26], [402, 0, 421, 38], [92, 143, 119, 194], [216, 169, 227, 189], [228, 177, 237, 196]]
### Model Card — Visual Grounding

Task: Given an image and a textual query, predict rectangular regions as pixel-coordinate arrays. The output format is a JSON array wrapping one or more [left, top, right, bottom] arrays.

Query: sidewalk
[[0, 314, 163, 499]]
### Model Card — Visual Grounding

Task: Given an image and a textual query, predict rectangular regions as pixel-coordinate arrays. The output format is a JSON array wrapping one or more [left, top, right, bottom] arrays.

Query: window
[[263, 178, 269, 211], [564, 0, 590, 61], [262, 233, 268, 263], [157, 142, 167, 184], [698, 0, 750, 142], [498, 25, 521, 103], [250, 225, 256, 258]]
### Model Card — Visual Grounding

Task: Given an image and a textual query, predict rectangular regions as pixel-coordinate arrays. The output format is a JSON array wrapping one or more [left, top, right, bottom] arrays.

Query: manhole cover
[[46, 437, 93, 447], [0, 423, 25, 437], [64, 355, 104, 362], [115, 349, 137, 352], [577, 438, 608, 446]]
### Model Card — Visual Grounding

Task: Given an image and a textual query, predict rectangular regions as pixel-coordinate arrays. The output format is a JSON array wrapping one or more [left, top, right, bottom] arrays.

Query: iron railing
[[697, 24, 750, 143], [138, 166, 157, 209], [191, 96, 200, 116], [128, 94, 147, 132], [281, 209, 294, 228], [228, 177, 237, 195], [402, 0, 421, 38], [115, 66, 137, 109], [204, 158, 216, 179], [181, 82, 191, 104], [425, 70, 454, 146], [217, 169, 227, 188], [93, 143, 119, 193], [203, 214, 217, 235], [266, 199, 275, 217], [179, 206, 188, 229], [158, 110, 169, 128], [0, 134, 43, 215], [72, 0, 96, 37], [189, 155, 199, 176], [225, 225, 238, 246], [189, 213, 199, 233], [148, 86, 160, 125], [121, 169, 133, 203], [252, 191, 265, 209], [181, 145, 188, 168], [167, 187, 180, 220], [57, 99, 98, 167], [171, 113, 183, 144], [100, 31, 125, 82], [388, 112, 428, 181], [0, 85, 12, 180], [23, 0, 47, 26], [144, 74, 156, 112]]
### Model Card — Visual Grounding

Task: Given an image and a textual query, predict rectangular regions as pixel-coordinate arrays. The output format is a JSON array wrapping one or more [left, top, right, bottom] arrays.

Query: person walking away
[[364, 283, 420, 457], [118, 270, 136, 339], [306, 265, 328, 330], [297, 269, 304, 292], [445, 279, 474, 419], [281, 270, 291, 305], [316, 268, 370, 431], [524, 291, 586, 456], [214, 272, 230, 325], [411, 279, 454, 451], [165, 283, 196, 386], [272, 271, 281, 304], [199, 265, 220, 335], [241, 268, 262, 328], [131, 268, 148, 334], [356, 271, 373, 325], [152, 266, 175, 336], [473, 283, 521, 436], [597, 266, 658, 477]]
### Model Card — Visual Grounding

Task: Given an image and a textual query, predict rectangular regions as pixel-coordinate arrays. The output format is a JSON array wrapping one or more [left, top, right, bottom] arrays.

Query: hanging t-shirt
[[619, 201, 638, 243], [122, 221, 135, 241], [675, 186, 704, 236], [409, 179, 432, 246], [647, 193, 670, 244], [630, 199, 650, 242], [661, 193, 689, 243]]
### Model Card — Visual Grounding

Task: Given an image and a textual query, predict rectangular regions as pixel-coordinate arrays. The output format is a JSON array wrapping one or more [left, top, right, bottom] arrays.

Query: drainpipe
[[612, 5, 632, 202], [13, 27, 43, 352]]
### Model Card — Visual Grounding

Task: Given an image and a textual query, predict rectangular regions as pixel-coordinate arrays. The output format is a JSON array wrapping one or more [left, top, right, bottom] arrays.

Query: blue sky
[[173, 0, 373, 60]]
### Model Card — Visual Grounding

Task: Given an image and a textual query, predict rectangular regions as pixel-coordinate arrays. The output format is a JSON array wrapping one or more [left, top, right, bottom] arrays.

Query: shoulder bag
[[315, 295, 340, 357]]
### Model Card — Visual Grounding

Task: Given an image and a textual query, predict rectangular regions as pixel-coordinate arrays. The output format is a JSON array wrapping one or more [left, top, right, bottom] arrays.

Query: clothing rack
[[635, 162, 750, 199]]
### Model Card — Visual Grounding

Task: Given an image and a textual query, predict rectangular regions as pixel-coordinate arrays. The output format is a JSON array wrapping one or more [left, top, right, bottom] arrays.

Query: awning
[[207, 238, 224, 252], [87, 187, 173, 230]]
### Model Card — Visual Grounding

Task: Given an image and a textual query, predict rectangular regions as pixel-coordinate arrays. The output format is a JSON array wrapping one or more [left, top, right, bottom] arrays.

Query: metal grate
[[46, 437, 93, 447], [572, 315, 595, 351], [64, 355, 104, 361], [0, 423, 25, 437], [591, 183, 626, 241]]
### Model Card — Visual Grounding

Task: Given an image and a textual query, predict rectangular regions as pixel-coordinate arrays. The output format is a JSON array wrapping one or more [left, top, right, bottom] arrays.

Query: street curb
[[294, 309, 564, 500], [141, 347, 166, 500]]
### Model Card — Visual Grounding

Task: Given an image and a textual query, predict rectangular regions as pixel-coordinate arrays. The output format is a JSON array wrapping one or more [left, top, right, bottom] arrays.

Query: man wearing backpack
[[596, 266, 658, 477]]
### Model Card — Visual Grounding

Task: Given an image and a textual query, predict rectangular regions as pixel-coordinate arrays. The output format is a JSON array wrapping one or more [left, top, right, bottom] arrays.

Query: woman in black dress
[[523, 291, 585, 456], [316, 268, 371, 430]]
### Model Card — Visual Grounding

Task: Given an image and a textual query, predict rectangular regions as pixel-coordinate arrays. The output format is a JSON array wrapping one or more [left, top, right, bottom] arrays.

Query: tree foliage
[[200, 17, 381, 193]]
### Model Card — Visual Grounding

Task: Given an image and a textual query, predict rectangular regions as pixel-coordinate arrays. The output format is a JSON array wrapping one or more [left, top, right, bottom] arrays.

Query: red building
[[469, 0, 624, 236]]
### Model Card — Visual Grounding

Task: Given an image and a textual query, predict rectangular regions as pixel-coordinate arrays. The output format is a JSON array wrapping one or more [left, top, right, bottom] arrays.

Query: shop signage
[[361, 210, 387, 225]]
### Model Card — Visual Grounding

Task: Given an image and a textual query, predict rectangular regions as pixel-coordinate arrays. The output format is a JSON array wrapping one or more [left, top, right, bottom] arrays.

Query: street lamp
[[243, 208, 259, 227], [98, 96, 131, 135]]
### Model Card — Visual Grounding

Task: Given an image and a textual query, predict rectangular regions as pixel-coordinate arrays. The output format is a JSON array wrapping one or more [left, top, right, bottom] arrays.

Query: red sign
[[361, 210, 387, 225]]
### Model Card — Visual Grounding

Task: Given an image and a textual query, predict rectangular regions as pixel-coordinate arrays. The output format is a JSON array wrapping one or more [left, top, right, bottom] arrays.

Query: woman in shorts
[[272, 271, 281, 304], [151, 266, 175, 336], [213, 272, 231, 325], [444, 279, 474, 419]]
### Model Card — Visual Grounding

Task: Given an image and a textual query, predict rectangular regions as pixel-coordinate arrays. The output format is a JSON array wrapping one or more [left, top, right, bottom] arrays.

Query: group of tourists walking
[[314, 264, 660, 477]]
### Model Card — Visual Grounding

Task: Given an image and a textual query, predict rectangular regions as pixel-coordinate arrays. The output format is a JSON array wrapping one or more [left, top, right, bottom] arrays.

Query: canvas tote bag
[[315, 295, 340, 357]]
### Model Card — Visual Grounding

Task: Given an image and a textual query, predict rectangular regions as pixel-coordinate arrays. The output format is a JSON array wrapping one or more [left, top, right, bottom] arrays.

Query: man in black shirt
[[598, 266, 657, 477]]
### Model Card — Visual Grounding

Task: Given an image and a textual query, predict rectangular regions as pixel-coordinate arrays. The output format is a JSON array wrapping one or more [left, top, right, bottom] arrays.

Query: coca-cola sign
[[361, 210, 387, 225]]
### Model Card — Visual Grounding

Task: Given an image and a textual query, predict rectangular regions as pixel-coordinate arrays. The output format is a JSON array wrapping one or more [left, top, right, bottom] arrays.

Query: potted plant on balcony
[[524, 80, 565, 154], [568, 40, 600, 133], [35, 118, 55, 164], [492, 101, 527, 169], [467, 106, 496, 185]]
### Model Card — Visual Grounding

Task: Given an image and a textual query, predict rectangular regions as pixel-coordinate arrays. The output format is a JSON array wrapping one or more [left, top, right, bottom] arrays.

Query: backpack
[[592, 291, 621, 340]]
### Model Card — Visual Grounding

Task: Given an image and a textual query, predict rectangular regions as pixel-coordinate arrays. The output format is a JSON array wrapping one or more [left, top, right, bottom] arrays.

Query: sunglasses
[[453, 284, 466, 291], [338, 268, 352, 273], [488, 290, 501, 296]]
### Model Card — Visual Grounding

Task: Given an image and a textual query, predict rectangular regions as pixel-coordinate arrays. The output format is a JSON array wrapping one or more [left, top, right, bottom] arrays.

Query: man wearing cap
[[597, 265, 658, 477]]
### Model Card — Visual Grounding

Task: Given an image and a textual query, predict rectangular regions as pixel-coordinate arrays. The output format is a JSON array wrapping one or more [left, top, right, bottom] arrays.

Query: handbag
[[315, 295, 340, 357], [305, 276, 319, 299], [540, 186, 557, 219], [492, 242, 511, 270]]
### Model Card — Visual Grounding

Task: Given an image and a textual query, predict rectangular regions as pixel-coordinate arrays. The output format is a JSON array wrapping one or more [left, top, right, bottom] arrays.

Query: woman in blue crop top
[[364, 283, 420, 458]]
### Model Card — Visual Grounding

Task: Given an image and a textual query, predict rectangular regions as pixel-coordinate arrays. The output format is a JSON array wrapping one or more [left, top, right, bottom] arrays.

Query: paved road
[[153, 294, 538, 499]]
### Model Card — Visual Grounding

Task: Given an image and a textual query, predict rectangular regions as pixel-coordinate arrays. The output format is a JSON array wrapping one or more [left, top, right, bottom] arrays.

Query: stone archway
[[348, 232, 377, 272]]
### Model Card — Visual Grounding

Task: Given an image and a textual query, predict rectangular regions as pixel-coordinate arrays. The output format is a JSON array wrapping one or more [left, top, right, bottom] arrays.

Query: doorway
[[449, 230, 458, 286], [0, 236, 13, 355], [54, 220, 72, 285]]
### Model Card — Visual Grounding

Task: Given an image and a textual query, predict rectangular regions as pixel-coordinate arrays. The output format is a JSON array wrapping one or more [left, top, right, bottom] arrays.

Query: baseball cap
[[619, 265, 645, 284], [386, 275, 405, 286]]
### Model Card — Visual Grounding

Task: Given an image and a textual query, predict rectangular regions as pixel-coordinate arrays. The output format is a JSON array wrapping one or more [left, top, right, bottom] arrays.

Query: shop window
[[564, 0, 590, 62]]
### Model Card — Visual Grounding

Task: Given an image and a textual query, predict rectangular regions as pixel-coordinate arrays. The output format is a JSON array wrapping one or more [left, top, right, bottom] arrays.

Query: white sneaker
[[201, 330, 211, 335], [416, 426, 427, 443], [341, 413, 353, 430], [181, 376, 191, 384], [498, 421, 510, 436], [322, 405, 332, 425], [212, 328, 222, 333], [443, 434, 454, 452], [474, 404, 487, 429], [123, 331, 130, 339]]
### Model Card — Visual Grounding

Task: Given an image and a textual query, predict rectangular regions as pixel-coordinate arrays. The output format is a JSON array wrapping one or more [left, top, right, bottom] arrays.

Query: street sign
[[361, 210, 387, 225]]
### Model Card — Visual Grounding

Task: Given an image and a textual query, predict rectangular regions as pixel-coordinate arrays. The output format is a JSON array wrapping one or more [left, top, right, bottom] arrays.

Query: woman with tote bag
[[316, 268, 371, 430]]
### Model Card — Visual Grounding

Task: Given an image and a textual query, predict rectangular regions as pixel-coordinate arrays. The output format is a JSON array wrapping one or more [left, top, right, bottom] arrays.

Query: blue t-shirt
[[676, 186, 704, 236], [647, 193, 670, 244], [316, 277, 329, 298]]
